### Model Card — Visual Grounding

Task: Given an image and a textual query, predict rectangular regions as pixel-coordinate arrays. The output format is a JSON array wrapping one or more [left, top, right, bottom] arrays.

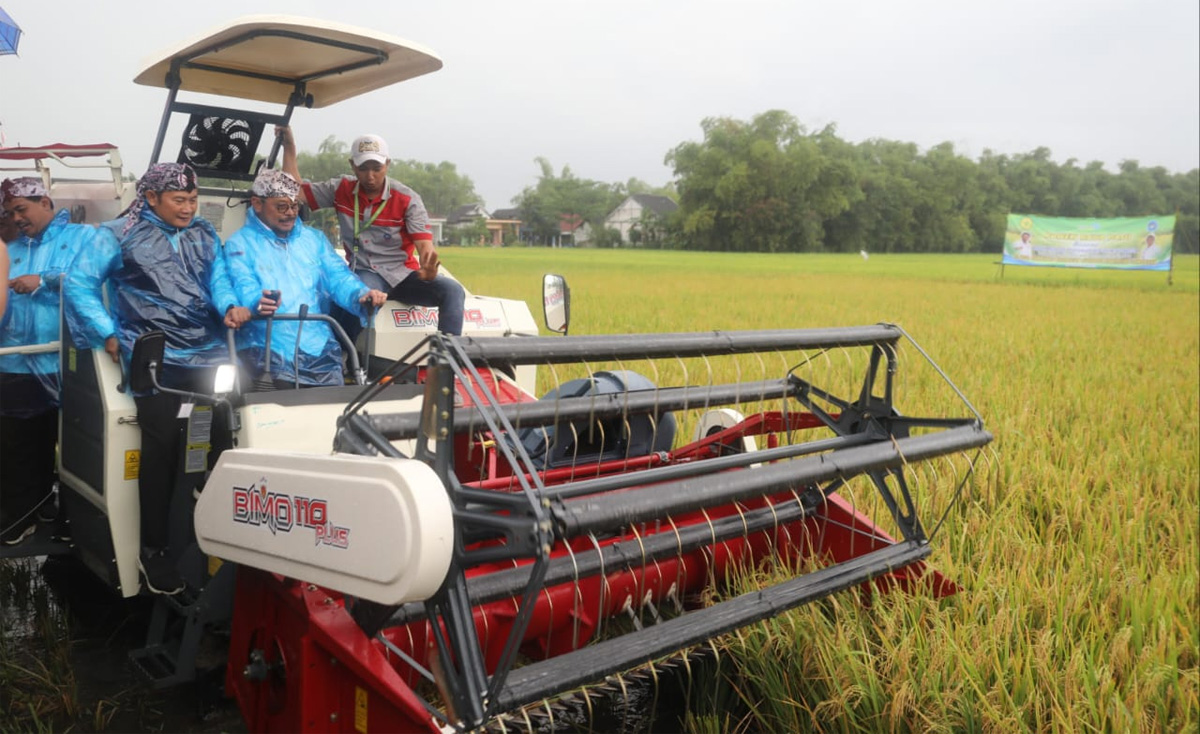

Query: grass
[[0, 559, 79, 732], [444, 247, 1199, 733]]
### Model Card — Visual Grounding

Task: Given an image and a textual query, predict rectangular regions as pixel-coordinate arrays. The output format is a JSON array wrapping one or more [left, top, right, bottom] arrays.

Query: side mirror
[[542, 274, 570, 335], [128, 331, 166, 394]]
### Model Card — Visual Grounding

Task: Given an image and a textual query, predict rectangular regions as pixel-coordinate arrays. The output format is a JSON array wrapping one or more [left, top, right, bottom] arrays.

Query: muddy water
[[1, 556, 245, 733]]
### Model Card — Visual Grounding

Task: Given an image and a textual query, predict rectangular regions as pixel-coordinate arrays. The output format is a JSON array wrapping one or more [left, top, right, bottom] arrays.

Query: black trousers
[[0, 373, 58, 530], [0, 410, 57, 530], [133, 367, 231, 550]]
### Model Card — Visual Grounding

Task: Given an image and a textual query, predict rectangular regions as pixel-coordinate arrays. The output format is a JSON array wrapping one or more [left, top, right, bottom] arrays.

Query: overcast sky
[[2, 0, 1197, 211]]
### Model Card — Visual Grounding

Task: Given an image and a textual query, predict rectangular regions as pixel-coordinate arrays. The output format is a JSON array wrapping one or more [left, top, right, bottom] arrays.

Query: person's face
[[146, 189, 199, 228], [0, 210, 18, 242], [3, 196, 55, 238], [351, 159, 389, 196], [1021, 233, 1031, 243], [1146, 235, 1155, 245], [253, 196, 300, 237]]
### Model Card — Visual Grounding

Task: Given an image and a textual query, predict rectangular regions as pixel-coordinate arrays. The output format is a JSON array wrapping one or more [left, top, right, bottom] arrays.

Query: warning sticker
[[124, 450, 140, 480], [184, 443, 209, 474], [188, 405, 213, 443], [354, 686, 368, 733]]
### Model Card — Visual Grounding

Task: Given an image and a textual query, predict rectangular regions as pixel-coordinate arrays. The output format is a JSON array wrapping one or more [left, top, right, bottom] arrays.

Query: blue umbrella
[[0, 5, 22, 56]]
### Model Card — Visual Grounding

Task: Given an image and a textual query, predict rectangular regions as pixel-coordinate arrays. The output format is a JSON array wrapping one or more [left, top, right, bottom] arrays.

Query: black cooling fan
[[177, 115, 264, 175]]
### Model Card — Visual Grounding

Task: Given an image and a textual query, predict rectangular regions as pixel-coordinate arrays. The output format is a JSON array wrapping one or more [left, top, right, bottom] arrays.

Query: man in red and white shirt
[[280, 127, 464, 335]]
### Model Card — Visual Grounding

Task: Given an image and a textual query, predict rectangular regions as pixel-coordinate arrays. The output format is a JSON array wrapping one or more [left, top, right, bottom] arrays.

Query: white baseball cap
[[351, 134, 389, 166]]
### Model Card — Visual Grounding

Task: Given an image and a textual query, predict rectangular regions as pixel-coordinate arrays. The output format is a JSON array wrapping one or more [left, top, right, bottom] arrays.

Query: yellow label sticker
[[354, 686, 368, 733], [68, 347, 77, 373], [124, 450, 140, 480]]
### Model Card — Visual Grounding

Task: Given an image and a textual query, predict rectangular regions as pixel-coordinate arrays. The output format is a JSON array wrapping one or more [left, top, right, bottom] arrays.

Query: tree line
[[295, 112, 1200, 253]]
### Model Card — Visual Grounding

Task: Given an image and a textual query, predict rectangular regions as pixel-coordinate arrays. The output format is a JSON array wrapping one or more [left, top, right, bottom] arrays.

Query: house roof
[[490, 207, 521, 220], [559, 213, 585, 233], [446, 203, 488, 224], [630, 194, 678, 216]]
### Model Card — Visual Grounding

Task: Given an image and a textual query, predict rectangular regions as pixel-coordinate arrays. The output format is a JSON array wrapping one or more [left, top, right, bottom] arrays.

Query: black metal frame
[[148, 28, 389, 180], [334, 325, 992, 730]]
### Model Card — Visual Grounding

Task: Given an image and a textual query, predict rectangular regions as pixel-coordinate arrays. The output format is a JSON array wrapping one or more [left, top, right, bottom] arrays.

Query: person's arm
[[63, 228, 121, 357], [278, 126, 341, 214], [318, 234, 374, 316], [276, 125, 301, 186], [0, 240, 9, 322], [221, 233, 266, 309], [223, 231, 285, 318], [414, 238, 440, 281], [208, 240, 252, 328], [40, 226, 93, 293], [405, 192, 440, 281]]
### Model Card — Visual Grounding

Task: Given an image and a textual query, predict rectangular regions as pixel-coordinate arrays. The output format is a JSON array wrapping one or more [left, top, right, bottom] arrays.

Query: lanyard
[[350, 185, 387, 272], [353, 190, 387, 242]]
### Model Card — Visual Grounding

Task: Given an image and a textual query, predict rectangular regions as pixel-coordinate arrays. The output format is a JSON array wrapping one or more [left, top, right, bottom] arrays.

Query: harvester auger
[[195, 323, 992, 733]]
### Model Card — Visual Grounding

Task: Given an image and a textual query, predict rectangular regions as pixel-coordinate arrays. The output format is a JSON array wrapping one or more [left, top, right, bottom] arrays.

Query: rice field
[[446, 248, 1199, 733]]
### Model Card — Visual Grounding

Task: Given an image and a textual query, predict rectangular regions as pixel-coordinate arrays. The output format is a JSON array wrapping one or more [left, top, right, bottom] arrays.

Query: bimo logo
[[232, 478, 351, 549]]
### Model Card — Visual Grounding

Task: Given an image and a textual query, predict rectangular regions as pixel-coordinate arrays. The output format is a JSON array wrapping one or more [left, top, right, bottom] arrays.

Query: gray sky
[[2, 0, 1198, 211]]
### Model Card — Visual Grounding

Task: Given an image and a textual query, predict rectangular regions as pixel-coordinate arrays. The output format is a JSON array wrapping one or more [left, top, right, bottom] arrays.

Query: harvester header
[[201, 324, 991, 731]]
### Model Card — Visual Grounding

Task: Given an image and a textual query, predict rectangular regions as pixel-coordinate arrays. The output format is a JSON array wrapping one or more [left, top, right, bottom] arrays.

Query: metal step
[[129, 643, 180, 685], [0, 522, 73, 560]]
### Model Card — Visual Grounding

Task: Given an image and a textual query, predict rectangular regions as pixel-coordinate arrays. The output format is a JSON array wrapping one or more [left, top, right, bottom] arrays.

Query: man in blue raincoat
[[65, 163, 251, 593], [224, 169, 386, 388], [0, 177, 94, 545]]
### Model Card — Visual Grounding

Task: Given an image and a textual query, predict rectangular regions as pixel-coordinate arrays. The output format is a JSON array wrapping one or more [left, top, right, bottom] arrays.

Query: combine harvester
[[198, 322, 993, 732], [2, 16, 994, 733]]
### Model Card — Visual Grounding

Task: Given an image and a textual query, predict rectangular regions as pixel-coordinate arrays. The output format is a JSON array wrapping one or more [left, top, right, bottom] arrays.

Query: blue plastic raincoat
[[0, 209, 95, 414], [223, 209, 368, 386], [64, 209, 239, 390]]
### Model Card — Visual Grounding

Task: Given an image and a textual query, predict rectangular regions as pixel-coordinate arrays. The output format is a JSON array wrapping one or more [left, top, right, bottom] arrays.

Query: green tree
[[667, 111, 859, 253], [295, 135, 351, 244], [513, 158, 621, 245], [388, 160, 480, 216], [621, 177, 678, 200]]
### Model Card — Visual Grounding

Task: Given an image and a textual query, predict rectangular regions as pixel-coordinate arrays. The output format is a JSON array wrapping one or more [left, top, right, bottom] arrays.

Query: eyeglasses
[[271, 200, 301, 214]]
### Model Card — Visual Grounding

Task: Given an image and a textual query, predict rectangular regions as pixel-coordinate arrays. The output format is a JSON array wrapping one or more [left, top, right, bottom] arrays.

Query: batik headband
[[1, 177, 50, 201], [122, 163, 198, 234], [251, 168, 300, 200]]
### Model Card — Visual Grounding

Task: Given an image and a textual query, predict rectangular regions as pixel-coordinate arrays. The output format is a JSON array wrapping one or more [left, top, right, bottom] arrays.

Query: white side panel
[[370, 288, 539, 394], [237, 395, 422, 456], [195, 450, 454, 605], [58, 348, 144, 597]]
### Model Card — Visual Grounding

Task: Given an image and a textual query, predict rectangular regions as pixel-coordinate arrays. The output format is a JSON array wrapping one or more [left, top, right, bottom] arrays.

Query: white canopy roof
[[133, 15, 442, 108]]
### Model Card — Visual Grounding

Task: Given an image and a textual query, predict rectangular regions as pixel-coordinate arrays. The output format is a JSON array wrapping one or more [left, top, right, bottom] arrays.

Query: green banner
[[1002, 214, 1174, 271]]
